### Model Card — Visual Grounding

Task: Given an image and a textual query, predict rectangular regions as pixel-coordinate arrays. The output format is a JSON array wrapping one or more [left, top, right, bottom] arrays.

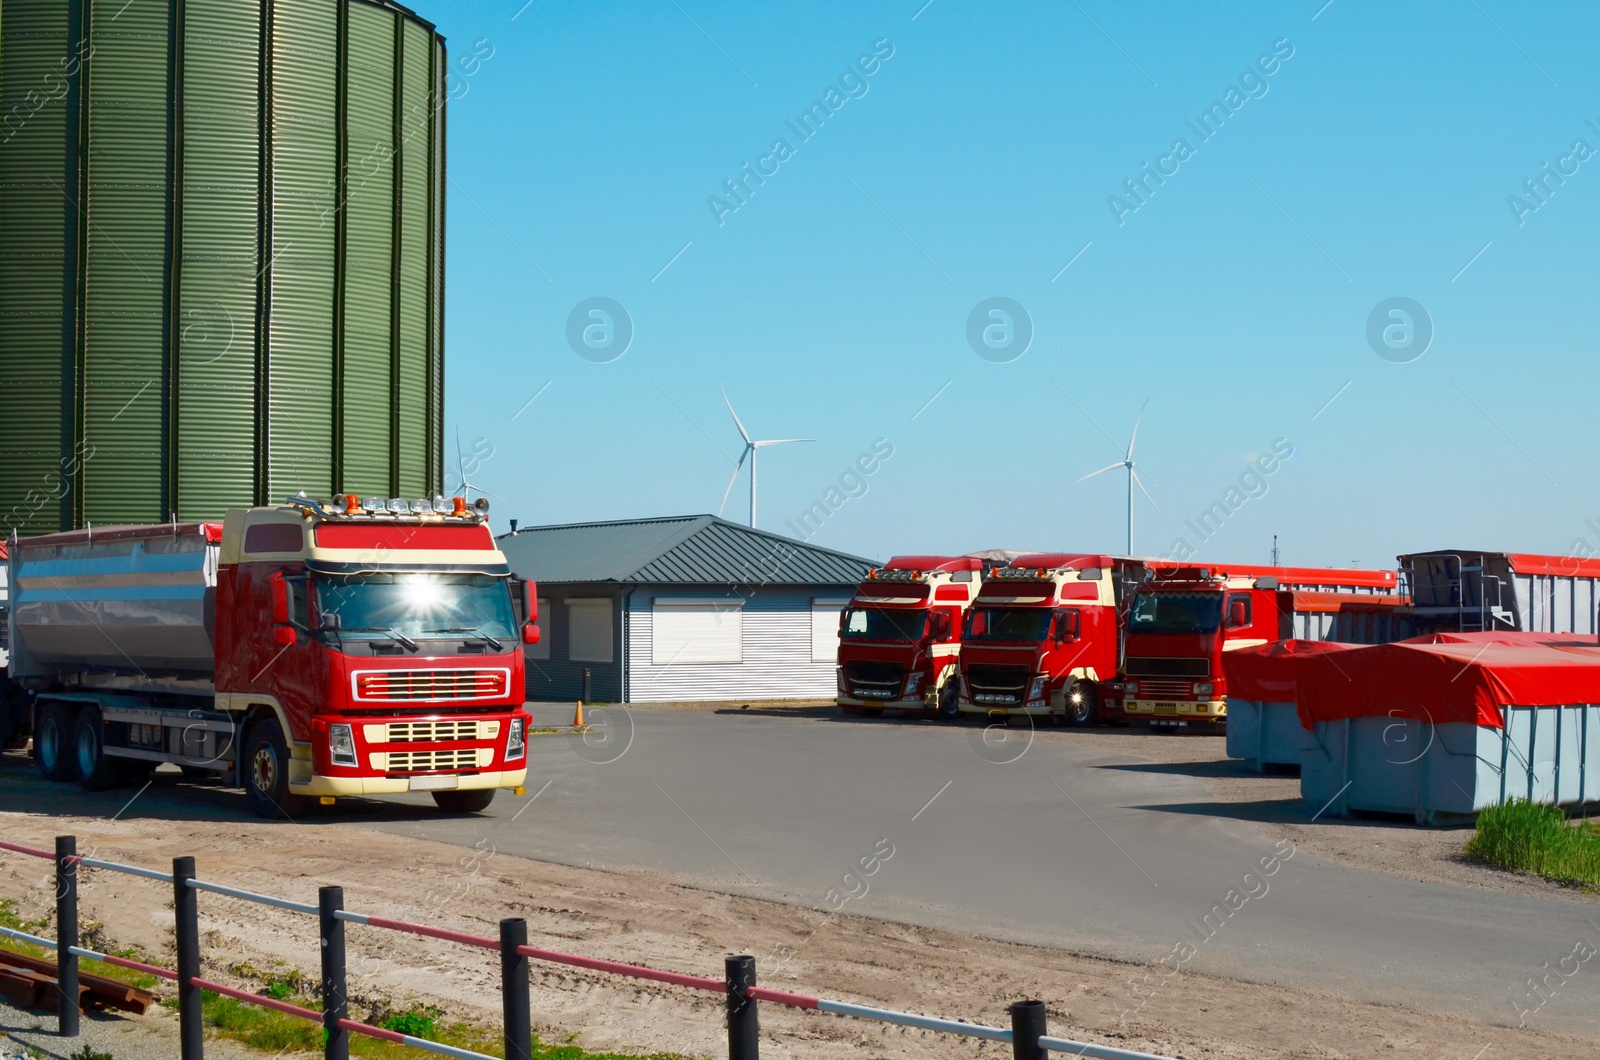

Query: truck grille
[[364, 720, 497, 744], [1124, 657, 1209, 677], [965, 664, 1030, 704], [375, 748, 491, 773], [352, 668, 509, 702], [844, 662, 905, 698], [1132, 678, 1193, 699]]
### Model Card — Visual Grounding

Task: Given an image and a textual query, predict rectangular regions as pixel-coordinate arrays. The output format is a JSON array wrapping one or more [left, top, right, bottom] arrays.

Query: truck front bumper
[[289, 766, 528, 797], [1124, 698, 1227, 721], [957, 702, 1056, 718]]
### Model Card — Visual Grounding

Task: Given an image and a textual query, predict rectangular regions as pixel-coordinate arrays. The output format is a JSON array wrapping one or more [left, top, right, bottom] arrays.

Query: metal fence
[[0, 836, 1175, 1060]]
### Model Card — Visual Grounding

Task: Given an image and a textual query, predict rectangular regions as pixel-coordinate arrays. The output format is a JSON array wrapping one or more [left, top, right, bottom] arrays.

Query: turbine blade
[[1131, 468, 1161, 514], [752, 438, 816, 447], [1126, 398, 1149, 461], [720, 383, 752, 445], [1078, 462, 1124, 482], [718, 448, 749, 516]]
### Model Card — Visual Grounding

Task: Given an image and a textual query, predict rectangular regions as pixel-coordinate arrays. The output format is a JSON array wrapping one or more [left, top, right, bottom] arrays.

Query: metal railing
[[0, 835, 1178, 1060]]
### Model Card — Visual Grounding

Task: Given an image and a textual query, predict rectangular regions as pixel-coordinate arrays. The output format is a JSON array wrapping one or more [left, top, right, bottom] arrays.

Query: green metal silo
[[0, 0, 446, 534]]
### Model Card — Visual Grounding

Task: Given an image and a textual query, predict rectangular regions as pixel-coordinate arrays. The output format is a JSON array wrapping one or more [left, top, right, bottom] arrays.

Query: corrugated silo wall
[[0, 0, 446, 534]]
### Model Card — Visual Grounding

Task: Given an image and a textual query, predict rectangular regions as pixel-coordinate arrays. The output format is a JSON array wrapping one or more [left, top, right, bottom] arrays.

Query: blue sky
[[435, 0, 1600, 568]]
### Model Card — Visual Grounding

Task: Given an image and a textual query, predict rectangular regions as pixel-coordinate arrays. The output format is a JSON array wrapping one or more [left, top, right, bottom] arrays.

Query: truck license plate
[[408, 775, 460, 791], [1153, 702, 1178, 716]]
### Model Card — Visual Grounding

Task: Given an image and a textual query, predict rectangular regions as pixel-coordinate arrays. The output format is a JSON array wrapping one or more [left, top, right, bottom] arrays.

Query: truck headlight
[[506, 717, 526, 761], [903, 673, 923, 697], [1124, 681, 1139, 697], [1028, 676, 1047, 701], [329, 723, 356, 766], [1194, 682, 1213, 698]]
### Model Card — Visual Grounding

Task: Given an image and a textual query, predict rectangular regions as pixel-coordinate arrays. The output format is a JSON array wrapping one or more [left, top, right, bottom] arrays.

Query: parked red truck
[[6, 494, 540, 816], [1121, 564, 1401, 728], [836, 556, 985, 719], [956, 554, 1148, 726]]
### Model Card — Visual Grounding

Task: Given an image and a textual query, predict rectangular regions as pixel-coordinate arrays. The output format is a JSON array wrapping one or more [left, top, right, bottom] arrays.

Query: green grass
[[185, 990, 691, 1059], [0, 901, 158, 991], [1465, 798, 1600, 889]]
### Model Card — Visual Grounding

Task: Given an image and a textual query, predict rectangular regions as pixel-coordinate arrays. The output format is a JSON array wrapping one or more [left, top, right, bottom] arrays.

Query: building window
[[652, 598, 743, 665], [527, 598, 551, 660], [567, 598, 613, 663], [811, 598, 850, 663]]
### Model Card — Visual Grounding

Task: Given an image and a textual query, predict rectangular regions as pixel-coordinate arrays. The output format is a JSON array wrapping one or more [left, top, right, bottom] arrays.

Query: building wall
[[625, 585, 849, 703], [522, 584, 624, 703]]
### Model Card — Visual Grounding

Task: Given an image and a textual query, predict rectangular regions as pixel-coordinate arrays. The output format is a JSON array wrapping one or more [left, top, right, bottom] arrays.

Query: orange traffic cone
[[572, 700, 585, 728]]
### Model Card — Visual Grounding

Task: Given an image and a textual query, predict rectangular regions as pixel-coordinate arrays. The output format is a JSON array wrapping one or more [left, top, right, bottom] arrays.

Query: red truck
[[956, 554, 1152, 726], [836, 556, 985, 719], [6, 494, 540, 816], [1121, 564, 1401, 729]]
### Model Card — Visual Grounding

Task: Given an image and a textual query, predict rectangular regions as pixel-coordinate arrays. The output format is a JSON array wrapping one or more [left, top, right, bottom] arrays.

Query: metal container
[[1400, 551, 1600, 635], [1301, 707, 1600, 825], [8, 523, 219, 680], [0, 0, 446, 534], [1225, 699, 1309, 772]]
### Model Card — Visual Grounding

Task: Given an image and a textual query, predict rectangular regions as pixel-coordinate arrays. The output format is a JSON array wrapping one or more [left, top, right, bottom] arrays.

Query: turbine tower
[[718, 384, 813, 529], [1078, 400, 1159, 554], [455, 429, 491, 502]]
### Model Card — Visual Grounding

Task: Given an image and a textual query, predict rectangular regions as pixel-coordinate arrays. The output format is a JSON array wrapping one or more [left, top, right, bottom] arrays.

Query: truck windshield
[[840, 607, 927, 641], [1129, 593, 1223, 635], [965, 607, 1053, 643], [315, 573, 516, 642]]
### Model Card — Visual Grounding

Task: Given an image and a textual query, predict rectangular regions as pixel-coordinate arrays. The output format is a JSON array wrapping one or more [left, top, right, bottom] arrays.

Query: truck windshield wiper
[[423, 627, 505, 651], [341, 626, 419, 651]]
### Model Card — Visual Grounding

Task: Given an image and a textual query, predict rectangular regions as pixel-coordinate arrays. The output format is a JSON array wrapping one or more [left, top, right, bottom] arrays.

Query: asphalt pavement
[[4, 705, 1597, 1040]]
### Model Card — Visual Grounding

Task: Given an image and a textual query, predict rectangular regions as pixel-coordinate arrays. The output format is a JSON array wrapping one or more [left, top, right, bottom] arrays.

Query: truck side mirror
[[1227, 599, 1249, 628], [319, 612, 341, 632], [269, 574, 289, 625], [930, 613, 951, 640], [273, 625, 297, 647], [522, 623, 541, 645], [523, 580, 538, 622], [1057, 611, 1081, 641]]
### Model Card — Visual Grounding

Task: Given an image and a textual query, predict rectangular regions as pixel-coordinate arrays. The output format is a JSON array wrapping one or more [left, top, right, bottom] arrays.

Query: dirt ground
[[2, 724, 1596, 1060]]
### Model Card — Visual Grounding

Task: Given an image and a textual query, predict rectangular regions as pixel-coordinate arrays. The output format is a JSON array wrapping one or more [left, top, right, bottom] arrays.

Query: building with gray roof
[[498, 515, 877, 703]]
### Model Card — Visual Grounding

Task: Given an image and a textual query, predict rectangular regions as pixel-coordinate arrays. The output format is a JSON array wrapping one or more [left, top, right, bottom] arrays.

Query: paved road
[[5, 707, 1598, 1038]]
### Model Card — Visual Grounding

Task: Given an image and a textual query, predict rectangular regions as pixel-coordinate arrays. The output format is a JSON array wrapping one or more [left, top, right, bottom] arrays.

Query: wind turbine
[[455, 429, 491, 502], [717, 384, 813, 528], [1078, 400, 1159, 554]]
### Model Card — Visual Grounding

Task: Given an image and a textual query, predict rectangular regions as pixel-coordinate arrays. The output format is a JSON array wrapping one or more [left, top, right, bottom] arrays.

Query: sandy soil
[[1, 804, 1595, 1060]]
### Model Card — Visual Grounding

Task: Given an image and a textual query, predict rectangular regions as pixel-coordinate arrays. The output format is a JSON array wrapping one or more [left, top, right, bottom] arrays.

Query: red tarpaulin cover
[[1226, 633, 1600, 731]]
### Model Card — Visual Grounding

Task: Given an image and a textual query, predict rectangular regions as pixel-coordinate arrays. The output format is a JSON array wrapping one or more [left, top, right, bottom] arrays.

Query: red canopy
[[1226, 633, 1600, 730]]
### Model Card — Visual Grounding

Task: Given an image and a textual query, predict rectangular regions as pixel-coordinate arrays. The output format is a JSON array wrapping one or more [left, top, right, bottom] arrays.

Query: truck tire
[[936, 679, 961, 721], [243, 718, 311, 819], [431, 789, 496, 813], [74, 705, 122, 791], [36, 702, 78, 781], [1066, 682, 1098, 728]]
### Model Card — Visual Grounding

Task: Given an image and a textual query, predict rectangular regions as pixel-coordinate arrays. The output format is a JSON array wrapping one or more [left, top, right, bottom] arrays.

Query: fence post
[[1009, 999, 1047, 1060], [173, 856, 203, 1060], [725, 954, 758, 1060], [319, 886, 349, 1060], [499, 918, 532, 1060], [54, 836, 79, 1037]]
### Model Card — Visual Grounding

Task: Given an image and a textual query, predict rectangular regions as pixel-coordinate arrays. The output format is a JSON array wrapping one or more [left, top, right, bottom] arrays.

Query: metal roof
[[497, 515, 879, 586]]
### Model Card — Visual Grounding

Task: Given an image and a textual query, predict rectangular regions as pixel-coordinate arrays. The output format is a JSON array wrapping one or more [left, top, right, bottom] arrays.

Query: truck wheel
[[936, 680, 961, 721], [1066, 683, 1098, 728], [36, 702, 78, 781], [243, 718, 311, 819], [74, 706, 122, 791], [431, 789, 496, 813]]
